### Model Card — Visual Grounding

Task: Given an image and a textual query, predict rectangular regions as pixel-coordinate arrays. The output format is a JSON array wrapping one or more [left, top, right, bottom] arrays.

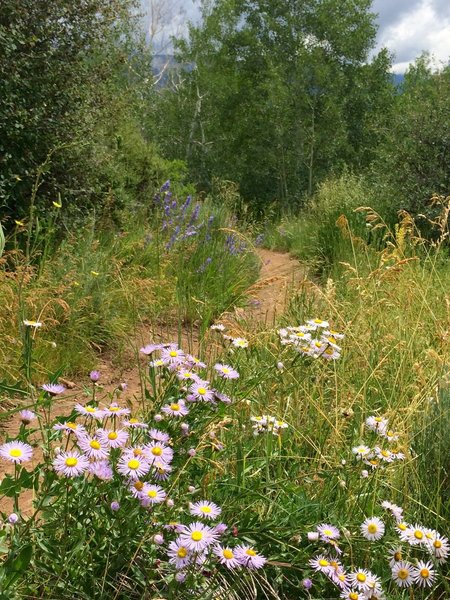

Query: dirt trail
[[1, 249, 305, 515]]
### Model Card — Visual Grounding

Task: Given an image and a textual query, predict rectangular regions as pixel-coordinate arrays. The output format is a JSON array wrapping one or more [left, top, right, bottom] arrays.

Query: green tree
[[375, 55, 450, 217], [0, 0, 144, 219], [154, 0, 394, 210]]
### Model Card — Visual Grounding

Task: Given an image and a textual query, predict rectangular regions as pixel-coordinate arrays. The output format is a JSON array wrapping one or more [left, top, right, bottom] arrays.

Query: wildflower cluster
[[153, 180, 214, 252], [278, 319, 344, 360], [210, 322, 250, 349], [250, 415, 288, 436], [352, 416, 405, 472], [306, 508, 448, 598]]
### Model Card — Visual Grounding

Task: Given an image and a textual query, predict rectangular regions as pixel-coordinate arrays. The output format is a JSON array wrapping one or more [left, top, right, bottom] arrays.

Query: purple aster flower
[[214, 390, 232, 404], [302, 578, 313, 590], [168, 539, 192, 570], [214, 363, 239, 379], [185, 355, 207, 369], [178, 522, 219, 552], [140, 343, 163, 355], [77, 435, 109, 460], [89, 370, 100, 382], [41, 383, 66, 395], [74, 403, 104, 419], [148, 428, 170, 443], [152, 460, 173, 481], [214, 545, 240, 569], [117, 455, 151, 480], [213, 523, 228, 535], [161, 346, 185, 365], [110, 501, 120, 512], [317, 523, 341, 541], [53, 421, 86, 437], [53, 451, 89, 477], [188, 381, 214, 402], [8, 513, 19, 525], [88, 460, 114, 481], [102, 403, 131, 417], [97, 428, 129, 449], [0, 441, 33, 464], [19, 409, 37, 424], [234, 544, 267, 569], [161, 400, 189, 418], [139, 483, 167, 506], [122, 418, 148, 429], [190, 500, 222, 520], [144, 441, 174, 465]]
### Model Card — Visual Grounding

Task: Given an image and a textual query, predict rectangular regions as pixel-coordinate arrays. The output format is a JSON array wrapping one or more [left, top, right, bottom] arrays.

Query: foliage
[[372, 55, 450, 223], [0, 183, 258, 380], [1, 211, 449, 598], [152, 0, 394, 210]]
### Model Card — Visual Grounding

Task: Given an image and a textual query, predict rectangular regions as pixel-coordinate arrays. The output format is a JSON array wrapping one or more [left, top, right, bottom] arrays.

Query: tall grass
[[0, 185, 258, 382]]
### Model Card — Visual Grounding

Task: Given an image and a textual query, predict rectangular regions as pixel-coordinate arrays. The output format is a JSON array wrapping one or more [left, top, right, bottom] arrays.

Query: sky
[[144, 0, 450, 74]]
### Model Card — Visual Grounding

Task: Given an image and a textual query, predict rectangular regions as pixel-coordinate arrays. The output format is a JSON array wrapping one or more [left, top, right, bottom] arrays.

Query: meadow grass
[[0, 186, 258, 383], [0, 186, 449, 599]]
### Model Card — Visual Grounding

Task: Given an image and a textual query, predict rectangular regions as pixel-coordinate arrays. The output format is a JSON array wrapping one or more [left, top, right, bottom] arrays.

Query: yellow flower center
[[170, 403, 180, 411], [398, 523, 407, 531], [129, 418, 139, 424], [374, 417, 383, 422], [394, 551, 402, 561], [148, 490, 157, 498], [356, 573, 366, 583], [90, 440, 101, 450], [349, 594, 359, 600], [434, 540, 442, 549], [314, 341, 323, 348], [314, 319, 323, 324], [191, 531, 203, 542], [381, 450, 390, 458], [223, 549, 234, 559], [108, 432, 118, 440], [128, 459, 140, 470], [246, 549, 257, 556], [323, 529, 332, 536], [109, 406, 119, 412], [169, 351, 178, 357], [420, 568, 430, 578], [325, 347, 334, 355], [67, 422, 77, 429], [198, 387, 207, 395], [398, 569, 409, 580], [222, 368, 230, 373], [133, 448, 143, 456], [65, 457, 78, 467], [200, 506, 212, 513], [151, 447, 162, 456], [134, 481, 144, 491], [425, 532, 433, 539], [368, 524, 378, 534], [177, 547, 188, 558], [414, 530, 424, 540], [318, 559, 329, 567], [85, 406, 96, 412], [9, 448, 23, 458]]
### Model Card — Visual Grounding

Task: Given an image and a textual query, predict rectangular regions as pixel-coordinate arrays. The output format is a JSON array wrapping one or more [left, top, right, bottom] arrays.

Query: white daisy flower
[[412, 560, 435, 587], [139, 483, 167, 506], [231, 337, 249, 348], [391, 561, 414, 588], [388, 547, 404, 568], [426, 532, 449, 562], [360, 517, 385, 541], [117, 456, 151, 480], [352, 445, 372, 460]]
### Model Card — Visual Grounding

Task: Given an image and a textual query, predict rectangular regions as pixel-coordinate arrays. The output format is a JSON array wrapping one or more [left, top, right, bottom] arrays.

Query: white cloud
[[373, 0, 450, 72]]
